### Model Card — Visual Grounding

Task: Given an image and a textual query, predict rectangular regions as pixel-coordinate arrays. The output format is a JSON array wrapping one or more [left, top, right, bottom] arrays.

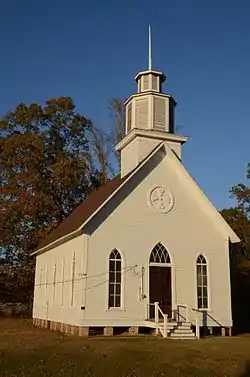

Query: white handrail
[[154, 302, 159, 324], [163, 314, 168, 338], [195, 316, 200, 339], [154, 302, 168, 338], [158, 305, 164, 317], [177, 303, 200, 339]]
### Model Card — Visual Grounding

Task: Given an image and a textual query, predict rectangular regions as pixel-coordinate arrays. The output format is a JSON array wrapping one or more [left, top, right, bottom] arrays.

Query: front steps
[[157, 321, 196, 339]]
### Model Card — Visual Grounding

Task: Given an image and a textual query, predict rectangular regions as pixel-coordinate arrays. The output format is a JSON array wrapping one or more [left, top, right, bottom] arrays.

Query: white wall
[[83, 150, 232, 327], [33, 148, 232, 328], [33, 234, 88, 326]]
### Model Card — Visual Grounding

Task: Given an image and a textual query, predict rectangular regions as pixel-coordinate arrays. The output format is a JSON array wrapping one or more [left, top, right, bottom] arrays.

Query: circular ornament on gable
[[148, 186, 174, 214]]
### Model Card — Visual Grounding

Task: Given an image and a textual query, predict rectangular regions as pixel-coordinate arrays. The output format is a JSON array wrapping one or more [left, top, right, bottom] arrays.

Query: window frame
[[108, 250, 123, 310], [196, 254, 209, 310], [149, 242, 171, 266]]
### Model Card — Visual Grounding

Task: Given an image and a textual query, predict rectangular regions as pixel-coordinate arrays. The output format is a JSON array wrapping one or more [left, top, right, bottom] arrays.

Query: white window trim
[[106, 249, 125, 311], [195, 254, 211, 312], [149, 262, 171, 267]]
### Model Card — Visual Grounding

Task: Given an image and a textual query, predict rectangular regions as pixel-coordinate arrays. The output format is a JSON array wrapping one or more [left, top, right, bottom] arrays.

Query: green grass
[[0, 319, 250, 376]]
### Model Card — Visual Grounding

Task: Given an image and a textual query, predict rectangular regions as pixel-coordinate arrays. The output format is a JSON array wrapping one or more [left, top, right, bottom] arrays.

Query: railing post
[[163, 314, 168, 338], [154, 302, 159, 324], [185, 305, 189, 322], [195, 315, 200, 339]]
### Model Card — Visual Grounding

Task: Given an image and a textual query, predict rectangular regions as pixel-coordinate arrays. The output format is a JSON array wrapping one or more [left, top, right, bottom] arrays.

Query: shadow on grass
[[240, 362, 250, 377]]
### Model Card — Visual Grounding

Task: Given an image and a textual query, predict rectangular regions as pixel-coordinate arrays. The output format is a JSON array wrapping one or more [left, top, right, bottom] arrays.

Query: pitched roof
[[34, 142, 165, 254], [34, 140, 240, 255], [36, 175, 125, 251]]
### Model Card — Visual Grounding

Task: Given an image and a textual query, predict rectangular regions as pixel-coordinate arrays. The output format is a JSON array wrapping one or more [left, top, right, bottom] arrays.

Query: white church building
[[32, 30, 239, 339]]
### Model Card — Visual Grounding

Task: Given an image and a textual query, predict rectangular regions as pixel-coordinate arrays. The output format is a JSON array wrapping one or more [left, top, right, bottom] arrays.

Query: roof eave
[[31, 229, 82, 256], [32, 142, 166, 257]]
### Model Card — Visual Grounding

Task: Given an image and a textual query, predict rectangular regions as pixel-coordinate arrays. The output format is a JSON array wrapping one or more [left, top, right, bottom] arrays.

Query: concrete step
[[173, 329, 194, 334], [158, 325, 176, 330], [177, 326, 192, 330], [170, 336, 196, 340], [144, 321, 177, 329], [170, 332, 196, 338]]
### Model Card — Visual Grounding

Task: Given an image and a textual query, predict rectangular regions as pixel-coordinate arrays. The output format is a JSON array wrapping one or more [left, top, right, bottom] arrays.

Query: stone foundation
[[128, 326, 139, 335], [103, 326, 113, 336], [33, 318, 140, 338], [33, 318, 231, 338], [33, 318, 91, 337], [79, 326, 89, 337]]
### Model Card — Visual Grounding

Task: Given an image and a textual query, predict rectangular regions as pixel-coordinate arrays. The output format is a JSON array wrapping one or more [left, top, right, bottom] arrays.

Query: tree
[[221, 163, 250, 259], [230, 163, 250, 216], [221, 207, 250, 259], [220, 164, 250, 333], [86, 123, 115, 185], [0, 97, 100, 264], [108, 98, 125, 168]]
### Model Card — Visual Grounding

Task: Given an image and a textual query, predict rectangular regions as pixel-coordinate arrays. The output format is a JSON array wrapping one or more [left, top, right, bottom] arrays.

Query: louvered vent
[[154, 97, 166, 130], [127, 103, 132, 132], [143, 75, 149, 91], [135, 98, 148, 128], [138, 78, 142, 93], [152, 75, 158, 90]]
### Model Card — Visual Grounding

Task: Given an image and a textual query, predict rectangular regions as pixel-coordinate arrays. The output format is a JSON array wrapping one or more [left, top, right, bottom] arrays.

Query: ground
[[0, 319, 250, 377]]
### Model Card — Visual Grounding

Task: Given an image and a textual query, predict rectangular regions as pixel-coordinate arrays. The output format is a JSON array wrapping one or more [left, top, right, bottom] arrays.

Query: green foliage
[[0, 97, 100, 264], [221, 164, 250, 333], [108, 97, 125, 168], [221, 163, 250, 258], [221, 207, 250, 258], [0, 263, 34, 304]]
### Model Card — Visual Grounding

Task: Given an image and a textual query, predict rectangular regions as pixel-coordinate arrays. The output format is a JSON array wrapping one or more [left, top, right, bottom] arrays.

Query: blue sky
[[0, 0, 249, 210]]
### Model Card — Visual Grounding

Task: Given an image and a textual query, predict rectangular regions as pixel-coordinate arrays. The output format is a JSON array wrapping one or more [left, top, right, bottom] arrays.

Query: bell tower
[[116, 26, 188, 177]]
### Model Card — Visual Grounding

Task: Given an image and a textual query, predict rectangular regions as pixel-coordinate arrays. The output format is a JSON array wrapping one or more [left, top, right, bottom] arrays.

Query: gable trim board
[[162, 142, 239, 244], [116, 128, 188, 152], [32, 142, 239, 257]]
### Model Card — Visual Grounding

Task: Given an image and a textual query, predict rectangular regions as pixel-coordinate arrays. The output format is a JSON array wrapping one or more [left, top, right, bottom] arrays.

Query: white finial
[[148, 24, 152, 70]]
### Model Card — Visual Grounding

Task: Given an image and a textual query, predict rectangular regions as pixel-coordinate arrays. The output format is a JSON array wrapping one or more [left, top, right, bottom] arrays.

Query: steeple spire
[[148, 25, 152, 70], [116, 26, 188, 178], [134, 25, 166, 94]]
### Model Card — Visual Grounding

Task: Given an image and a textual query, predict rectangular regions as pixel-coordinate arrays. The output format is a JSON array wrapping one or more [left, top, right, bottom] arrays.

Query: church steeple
[[135, 25, 166, 94], [116, 26, 188, 178], [148, 24, 152, 70], [123, 25, 176, 135]]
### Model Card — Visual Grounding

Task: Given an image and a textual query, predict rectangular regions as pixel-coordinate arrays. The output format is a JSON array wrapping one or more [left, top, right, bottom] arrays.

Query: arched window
[[150, 243, 171, 264], [196, 255, 208, 309], [108, 250, 122, 308]]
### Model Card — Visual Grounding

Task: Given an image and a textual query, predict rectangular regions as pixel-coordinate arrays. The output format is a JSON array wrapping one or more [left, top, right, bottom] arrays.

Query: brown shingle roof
[[37, 175, 125, 251], [35, 142, 166, 253]]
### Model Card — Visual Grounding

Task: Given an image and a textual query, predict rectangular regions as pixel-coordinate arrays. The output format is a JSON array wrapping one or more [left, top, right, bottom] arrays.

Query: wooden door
[[149, 266, 172, 318]]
